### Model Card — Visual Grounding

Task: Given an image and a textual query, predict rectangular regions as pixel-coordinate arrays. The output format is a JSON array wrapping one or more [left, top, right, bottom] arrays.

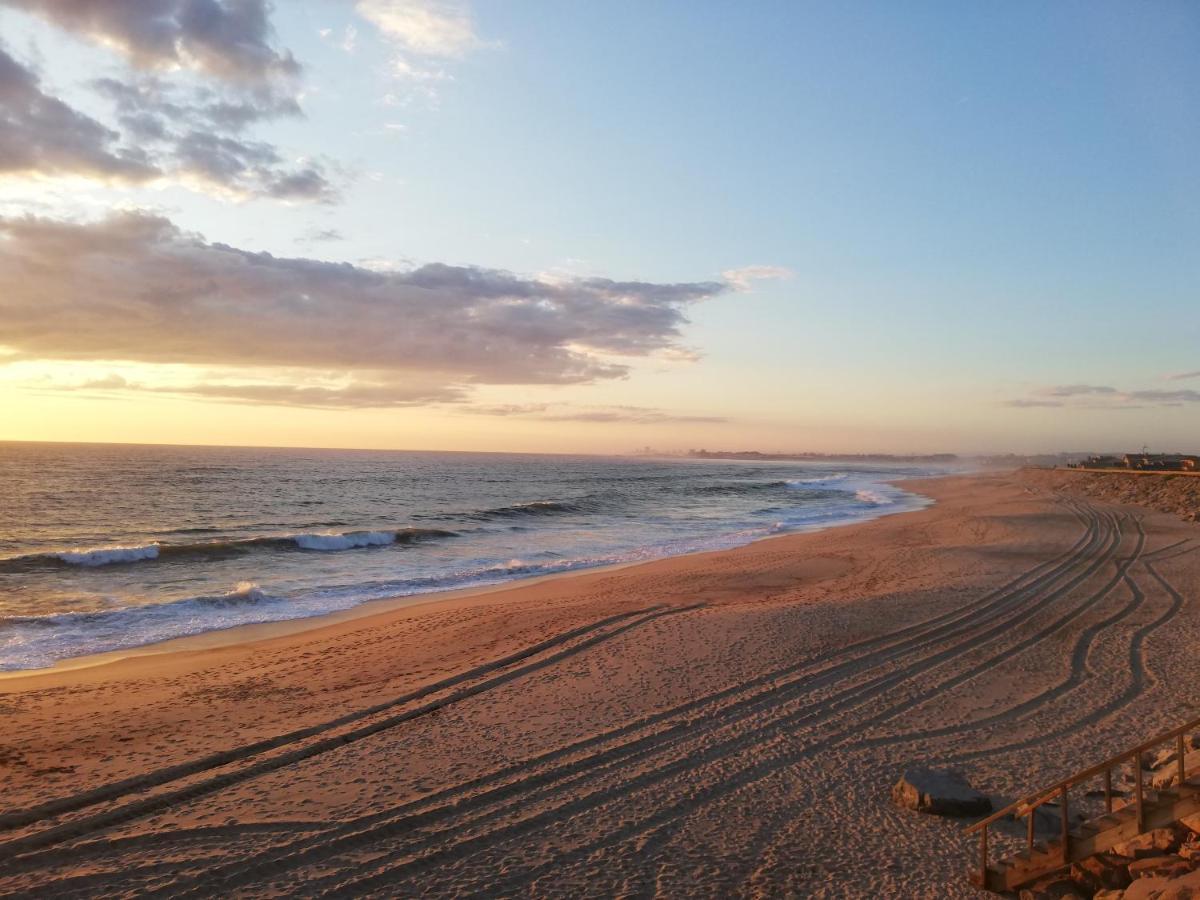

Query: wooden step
[[971, 715, 1200, 893]]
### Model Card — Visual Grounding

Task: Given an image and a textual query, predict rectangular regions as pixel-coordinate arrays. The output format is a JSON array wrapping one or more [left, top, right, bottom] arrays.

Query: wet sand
[[1, 469, 1198, 897]]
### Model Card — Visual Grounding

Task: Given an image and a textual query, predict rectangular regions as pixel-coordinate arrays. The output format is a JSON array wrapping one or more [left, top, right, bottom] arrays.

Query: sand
[[1, 469, 1198, 897]]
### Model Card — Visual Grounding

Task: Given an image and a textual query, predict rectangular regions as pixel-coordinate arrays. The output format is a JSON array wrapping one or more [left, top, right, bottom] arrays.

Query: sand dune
[[1, 470, 1198, 897]]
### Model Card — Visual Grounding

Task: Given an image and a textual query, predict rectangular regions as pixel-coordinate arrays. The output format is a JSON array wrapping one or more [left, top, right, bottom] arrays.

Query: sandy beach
[[1, 468, 1198, 898]]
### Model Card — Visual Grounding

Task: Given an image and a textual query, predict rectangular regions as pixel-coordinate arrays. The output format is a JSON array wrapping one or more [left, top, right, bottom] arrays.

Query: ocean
[[0, 443, 948, 671]]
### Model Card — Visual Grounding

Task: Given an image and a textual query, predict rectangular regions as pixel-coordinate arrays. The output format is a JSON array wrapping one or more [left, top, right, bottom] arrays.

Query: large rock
[[1151, 750, 1200, 789], [1123, 867, 1200, 900], [891, 766, 992, 817], [1128, 856, 1192, 881], [1071, 854, 1133, 892], [1113, 828, 1183, 859], [1018, 874, 1086, 899]]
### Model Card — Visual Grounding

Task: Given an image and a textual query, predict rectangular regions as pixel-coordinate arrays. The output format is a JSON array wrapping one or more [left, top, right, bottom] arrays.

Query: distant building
[[1120, 453, 1198, 471], [1071, 453, 1199, 472]]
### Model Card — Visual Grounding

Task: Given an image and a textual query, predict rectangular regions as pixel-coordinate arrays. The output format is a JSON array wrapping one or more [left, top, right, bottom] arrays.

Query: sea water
[[0, 443, 949, 670]]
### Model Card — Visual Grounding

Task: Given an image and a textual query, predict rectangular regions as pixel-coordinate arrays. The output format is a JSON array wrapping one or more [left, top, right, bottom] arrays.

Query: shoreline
[[0, 477, 935, 682]]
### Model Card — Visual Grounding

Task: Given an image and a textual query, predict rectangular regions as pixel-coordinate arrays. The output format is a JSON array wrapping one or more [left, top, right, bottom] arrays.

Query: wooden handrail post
[[1060, 785, 1070, 865], [979, 825, 989, 888], [1027, 807, 1036, 849], [1104, 768, 1113, 813], [1135, 759, 1145, 831], [1179, 734, 1187, 788]]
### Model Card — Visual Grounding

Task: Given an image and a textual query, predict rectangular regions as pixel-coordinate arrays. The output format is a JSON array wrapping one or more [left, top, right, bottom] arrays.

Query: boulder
[[1124, 868, 1200, 900], [891, 766, 992, 817], [1151, 751, 1200, 789], [1180, 814, 1200, 837], [1093, 891, 1126, 900], [1124, 877, 1172, 900], [1128, 857, 1192, 881], [1113, 829, 1183, 859], [1180, 842, 1200, 862], [1071, 854, 1133, 892], [1151, 747, 1181, 771], [1019, 874, 1087, 899]]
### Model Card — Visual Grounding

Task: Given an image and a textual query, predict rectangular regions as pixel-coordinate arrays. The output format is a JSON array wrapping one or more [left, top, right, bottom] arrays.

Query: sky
[[0, 0, 1197, 455]]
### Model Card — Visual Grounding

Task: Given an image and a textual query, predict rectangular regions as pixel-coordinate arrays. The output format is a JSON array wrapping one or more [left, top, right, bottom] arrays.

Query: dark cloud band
[[0, 211, 728, 405]]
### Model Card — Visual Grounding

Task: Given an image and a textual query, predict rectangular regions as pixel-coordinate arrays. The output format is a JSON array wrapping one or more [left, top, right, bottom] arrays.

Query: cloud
[[88, 68, 337, 202], [1166, 370, 1200, 381], [356, 0, 481, 59], [158, 379, 462, 408], [720, 265, 793, 292], [1008, 383, 1200, 411], [170, 128, 335, 201], [0, 44, 159, 181], [355, 0, 486, 97], [1126, 389, 1200, 404], [0, 5, 335, 201], [300, 227, 345, 243], [78, 373, 129, 390], [0, 0, 300, 84], [0, 210, 728, 407], [92, 75, 300, 135], [467, 403, 728, 424], [1003, 398, 1064, 408], [1037, 384, 1118, 398]]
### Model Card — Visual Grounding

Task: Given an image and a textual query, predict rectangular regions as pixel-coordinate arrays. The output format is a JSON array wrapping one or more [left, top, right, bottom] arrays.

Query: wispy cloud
[[1037, 384, 1118, 398], [720, 265, 793, 292], [356, 0, 483, 59], [1166, 370, 1200, 382], [467, 403, 728, 424], [161, 379, 461, 408], [354, 0, 488, 102], [1007, 383, 1200, 411], [0, 211, 729, 408], [1003, 398, 1064, 408]]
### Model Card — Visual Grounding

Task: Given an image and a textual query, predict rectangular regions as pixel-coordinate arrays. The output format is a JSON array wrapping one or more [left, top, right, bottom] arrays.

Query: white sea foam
[[854, 489, 894, 506], [292, 531, 396, 551], [222, 581, 268, 602], [53, 544, 160, 566], [786, 474, 846, 486]]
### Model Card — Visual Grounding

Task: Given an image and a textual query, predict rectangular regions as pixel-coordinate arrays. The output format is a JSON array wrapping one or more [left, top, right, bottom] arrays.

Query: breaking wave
[[52, 544, 161, 567], [0, 528, 459, 572]]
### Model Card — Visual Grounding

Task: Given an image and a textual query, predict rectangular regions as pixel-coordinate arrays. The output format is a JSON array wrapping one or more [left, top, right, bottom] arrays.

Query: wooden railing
[[964, 713, 1200, 888]]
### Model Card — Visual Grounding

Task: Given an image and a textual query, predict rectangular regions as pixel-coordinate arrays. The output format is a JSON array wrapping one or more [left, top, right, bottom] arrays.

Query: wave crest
[[52, 544, 160, 567], [0, 527, 459, 572]]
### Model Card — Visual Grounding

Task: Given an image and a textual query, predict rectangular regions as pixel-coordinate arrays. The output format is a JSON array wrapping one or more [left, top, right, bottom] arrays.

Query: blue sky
[[0, 1, 1197, 453]]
